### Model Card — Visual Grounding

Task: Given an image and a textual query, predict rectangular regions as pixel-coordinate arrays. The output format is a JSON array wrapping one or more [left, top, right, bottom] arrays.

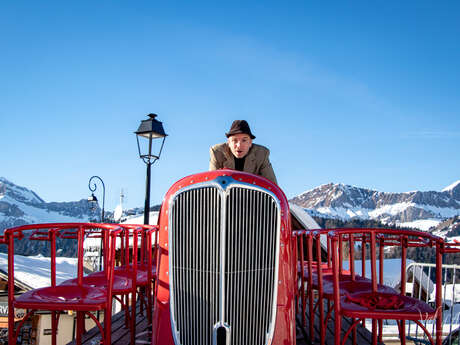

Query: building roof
[[0, 253, 77, 290]]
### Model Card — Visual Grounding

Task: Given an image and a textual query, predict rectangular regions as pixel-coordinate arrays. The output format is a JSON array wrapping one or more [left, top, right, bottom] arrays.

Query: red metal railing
[[2, 222, 158, 345], [294, 227, 450, 345]]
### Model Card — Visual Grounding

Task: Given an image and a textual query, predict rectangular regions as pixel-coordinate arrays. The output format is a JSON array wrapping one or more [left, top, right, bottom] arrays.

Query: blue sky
[[1, 1, 459, 210]]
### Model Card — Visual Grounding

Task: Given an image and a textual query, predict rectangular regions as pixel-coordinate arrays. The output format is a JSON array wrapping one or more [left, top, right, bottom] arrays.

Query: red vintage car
[[151, 169, 296, 345]]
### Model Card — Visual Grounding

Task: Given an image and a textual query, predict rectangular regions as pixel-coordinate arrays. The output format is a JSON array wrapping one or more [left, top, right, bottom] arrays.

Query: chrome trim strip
[[219, 187, 227, 323]]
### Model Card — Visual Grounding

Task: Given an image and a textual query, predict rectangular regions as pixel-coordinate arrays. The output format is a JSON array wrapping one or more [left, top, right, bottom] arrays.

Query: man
[[209, 120, 277, 184]]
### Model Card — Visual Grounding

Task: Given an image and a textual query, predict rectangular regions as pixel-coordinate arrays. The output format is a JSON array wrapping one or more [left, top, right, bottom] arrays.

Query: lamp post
[[88, 176, 105, 222], [135, 113, 167, 225], [87, 176, 105, 273]]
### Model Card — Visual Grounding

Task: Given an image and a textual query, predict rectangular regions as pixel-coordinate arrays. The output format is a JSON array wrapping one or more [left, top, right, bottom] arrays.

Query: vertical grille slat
[[170, 182, 280, 345]]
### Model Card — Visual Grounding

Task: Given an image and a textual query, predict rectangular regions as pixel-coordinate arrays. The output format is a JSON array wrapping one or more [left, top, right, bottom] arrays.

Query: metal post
[[135, 114, 167, 226], [144, 162, 152, 225]]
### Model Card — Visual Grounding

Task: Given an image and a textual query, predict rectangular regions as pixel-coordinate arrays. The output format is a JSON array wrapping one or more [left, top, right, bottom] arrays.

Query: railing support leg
[[401, 319, 406, 345], [51, 311, 58, 345], [372, 319, 377, 345], [131, 292, 136, 345], [76, 311, 84, 345]]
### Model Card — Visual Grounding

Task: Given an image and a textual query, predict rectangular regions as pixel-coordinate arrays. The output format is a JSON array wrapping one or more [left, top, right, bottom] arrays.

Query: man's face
[[227, 133, 253, 158]]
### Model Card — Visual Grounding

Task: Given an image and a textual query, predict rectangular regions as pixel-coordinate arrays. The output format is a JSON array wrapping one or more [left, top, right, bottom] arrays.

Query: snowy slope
[[0, 177, 95, 232]]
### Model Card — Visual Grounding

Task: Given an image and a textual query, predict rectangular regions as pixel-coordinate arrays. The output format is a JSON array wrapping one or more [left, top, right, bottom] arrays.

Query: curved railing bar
[[12, 309, 36, 344]]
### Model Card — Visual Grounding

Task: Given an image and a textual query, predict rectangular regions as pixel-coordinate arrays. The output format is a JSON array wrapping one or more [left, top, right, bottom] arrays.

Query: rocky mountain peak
[[293, 183, 377, 209]]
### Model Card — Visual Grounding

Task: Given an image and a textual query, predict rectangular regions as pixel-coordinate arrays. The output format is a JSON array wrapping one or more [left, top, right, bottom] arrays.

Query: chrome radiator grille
[[170, 187, 221, 345], [224, 188, 279, 345], [169, 180, 280, 345]]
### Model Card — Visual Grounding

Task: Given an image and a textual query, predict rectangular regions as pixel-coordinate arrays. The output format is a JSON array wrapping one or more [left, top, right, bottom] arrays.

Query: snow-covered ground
[[399, 219, 441, 231], [0, 252, 77, 289]]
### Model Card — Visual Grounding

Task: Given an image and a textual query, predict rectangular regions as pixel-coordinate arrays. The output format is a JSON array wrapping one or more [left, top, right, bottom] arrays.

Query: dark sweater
[[234, 156, 246, 171]]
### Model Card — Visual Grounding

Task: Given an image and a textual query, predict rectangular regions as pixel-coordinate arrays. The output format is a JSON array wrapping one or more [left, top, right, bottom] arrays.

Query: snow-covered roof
[[289, 203, 329, 251], [0, 253, 77, 290], [81, 213, 160, 250], [289, 202, 320, 230], [122, 211, 159, 225]]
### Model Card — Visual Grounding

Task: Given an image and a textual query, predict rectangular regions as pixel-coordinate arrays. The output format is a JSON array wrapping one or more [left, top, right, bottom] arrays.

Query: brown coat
[[209, 143, 277, 184]]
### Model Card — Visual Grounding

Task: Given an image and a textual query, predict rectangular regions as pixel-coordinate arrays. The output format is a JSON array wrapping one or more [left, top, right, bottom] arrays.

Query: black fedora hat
[[225, 120, 256, 139]]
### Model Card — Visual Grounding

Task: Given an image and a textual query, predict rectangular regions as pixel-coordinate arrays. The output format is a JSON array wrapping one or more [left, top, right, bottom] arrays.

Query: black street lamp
[[135, 113, 167, 225], [88, 176, 105, 275], [88, 176, 105, 222]]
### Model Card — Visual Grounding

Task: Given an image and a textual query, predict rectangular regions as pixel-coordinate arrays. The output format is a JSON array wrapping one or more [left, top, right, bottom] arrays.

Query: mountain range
[[2, 176, 460, 236], [0, 177, 157, 234], [0, 177, 96, 232], [289, 180, 460, 232]]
